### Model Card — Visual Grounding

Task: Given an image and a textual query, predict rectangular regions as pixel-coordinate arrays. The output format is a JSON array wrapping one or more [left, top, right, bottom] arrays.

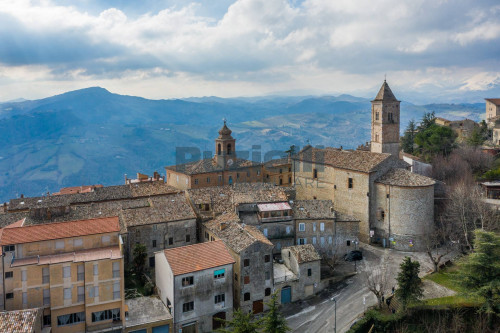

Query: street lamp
[[331, 297, 337, 333]]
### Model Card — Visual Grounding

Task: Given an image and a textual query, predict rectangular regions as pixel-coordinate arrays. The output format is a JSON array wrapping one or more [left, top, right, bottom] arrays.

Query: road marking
[[286, 305, 316, 319]]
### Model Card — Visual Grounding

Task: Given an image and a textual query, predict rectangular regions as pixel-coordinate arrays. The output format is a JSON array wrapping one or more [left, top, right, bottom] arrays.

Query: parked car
[[344, 250, 363, 261]]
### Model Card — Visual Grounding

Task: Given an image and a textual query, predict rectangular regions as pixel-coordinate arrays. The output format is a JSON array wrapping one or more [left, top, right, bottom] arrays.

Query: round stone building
[[372, 168, 435, 251]]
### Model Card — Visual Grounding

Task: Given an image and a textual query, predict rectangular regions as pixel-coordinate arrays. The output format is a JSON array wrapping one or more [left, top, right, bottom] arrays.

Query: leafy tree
[[414, 124, 456, 160], [285, 145, 296, 157], [132, 243, 147, 284], [262, 291, 290, 333], [401, 119, 417, 154], [216, 309, 261, 333], [395, 257, 423, 311], [456, 230, 500, 316], [418, 111, 436, 131], [467, 122, 489, 147]]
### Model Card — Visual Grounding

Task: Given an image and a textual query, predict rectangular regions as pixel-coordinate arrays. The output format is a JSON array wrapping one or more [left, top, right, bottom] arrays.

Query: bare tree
[[363, 266, 390, 309], [319, 242, 344, 276], [425, 216, 459, 272]]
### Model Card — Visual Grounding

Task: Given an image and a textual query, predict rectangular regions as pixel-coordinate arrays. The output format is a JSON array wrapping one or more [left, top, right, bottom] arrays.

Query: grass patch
[[424, 265, 461, 292], [422, 295, 482, 307]]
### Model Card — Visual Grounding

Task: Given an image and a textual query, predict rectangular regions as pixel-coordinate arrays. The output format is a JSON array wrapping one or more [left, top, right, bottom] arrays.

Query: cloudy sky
[[1, 0, 499, 103]]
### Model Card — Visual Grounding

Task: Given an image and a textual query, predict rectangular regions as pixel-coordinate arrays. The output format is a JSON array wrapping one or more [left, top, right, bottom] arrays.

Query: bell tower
[[371, 80, 400, 156], [215, 120, 236, 168]]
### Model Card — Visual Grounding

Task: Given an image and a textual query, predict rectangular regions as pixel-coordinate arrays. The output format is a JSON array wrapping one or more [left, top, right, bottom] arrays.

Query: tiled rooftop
[[204, 213, 273, 253], [485, 98, 500, 106], [295, 146, 399, 173], [0, 308, 41, 333], [286, 244, 321, 263], [293, 200, 335, 219], [166, 157, 260, 175], [162, 240, 235, 276], [0, 216, 119, 245], [119, 194, 196, 229], [373, 81, 398, 102], [376, 168, 436, 187], [8, 182, 179, 211], [11, 245, 122, 267]]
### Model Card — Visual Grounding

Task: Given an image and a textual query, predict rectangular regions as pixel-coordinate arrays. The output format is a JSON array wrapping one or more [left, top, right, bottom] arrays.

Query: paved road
[[283, 243, 444, 333]]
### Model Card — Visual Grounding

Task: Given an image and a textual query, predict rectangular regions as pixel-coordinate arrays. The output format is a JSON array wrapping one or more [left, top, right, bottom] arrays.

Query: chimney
[[154, 171, 160, 180]]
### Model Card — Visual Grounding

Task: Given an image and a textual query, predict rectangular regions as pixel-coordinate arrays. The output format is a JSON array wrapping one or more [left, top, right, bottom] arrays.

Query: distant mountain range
[[0, 87, 485, 202]]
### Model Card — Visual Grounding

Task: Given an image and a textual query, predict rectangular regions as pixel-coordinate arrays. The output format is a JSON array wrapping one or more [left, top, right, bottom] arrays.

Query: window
[[152, 240, 157, 248], [313, 169, 318, 179], [227, 143, 232, 155], [313, 222, 316, 232], [247, 171, 250, 177], [348, 178, 353, 189], [42, 267, 49, 284], [279, 168, 282, 174], [55, 240, 64, 249], [185, 234, 191, 242], [264, 255, 270, 263], [58, 311, 85, 326], [89, 286, 99, 298], [214, 269, 225, 279], [93, 264, 98, 276], [286, 226, 290, 234], [263, 228, 268, 237], [102, 235, 110, 243], [381, 210, 385, 220], [312, 237, 317, 245], [214, 294, 225, 304], [205, 232, 209, 240], [244, 293, 251, 301], [320, 223, 325, 231], [265, 271, 271, 280], [43, 289, 50, 305], [298, 238, 306, 245], [234, 274, 238, 281], [194, 179, 199, 185], [182, 301, 194, 313], [22, 292, 27, 305], [63, 266, 71, 278], [113, 282, 120, 299], [78, 286, 84, 302], [3, 245, 14, 252], [375, 134, 379, 142], [168, 237, 173, 245], [74, 238, 83, 247], [113, 262, 120, 278], [299, 223, 305, 232], [182, 276, 194, 287], [218, 175, 222, 182], [265, 288, 271, 296], [21, 270, 27, 281], [77, 264, 84, 281], [153, 224, 157, 231], [388, 112, 393, 122], [64, 288, 71, 300], [43, 315, 51, 327], [279, 178, 283, 185], [244, 276, 250, 284], [347, 240, 351, 246], [6, 293, 13, 299], [149, 257, 155, 268], [207, 177, 210, 183], [91, 308, 120, 322], [244, 259, 250, 267], [321, 237, 325, 245], [236, 173, 240, 179], [376, 112, 379, 120], [328, 236, 333, 244], [218, 143, 221, 155], [257, 170, 261, 176], [307, 268, 312, 277], [5, 271, 13, 279]]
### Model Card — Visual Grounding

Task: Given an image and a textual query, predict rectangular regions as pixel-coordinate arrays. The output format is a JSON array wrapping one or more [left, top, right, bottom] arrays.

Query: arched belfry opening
[[214, 119, 236, 168]]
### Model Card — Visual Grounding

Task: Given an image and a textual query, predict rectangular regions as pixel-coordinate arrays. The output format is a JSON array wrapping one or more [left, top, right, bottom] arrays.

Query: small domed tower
[[371, 80, 400, 157], [215, 120, 236, 168]]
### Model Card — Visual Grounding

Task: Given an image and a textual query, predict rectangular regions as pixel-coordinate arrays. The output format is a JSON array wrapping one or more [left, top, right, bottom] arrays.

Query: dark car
[[344, 250, 363, 261]]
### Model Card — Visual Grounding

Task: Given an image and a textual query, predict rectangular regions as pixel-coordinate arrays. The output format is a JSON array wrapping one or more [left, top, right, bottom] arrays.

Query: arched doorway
[[228, 176, 233, 185]]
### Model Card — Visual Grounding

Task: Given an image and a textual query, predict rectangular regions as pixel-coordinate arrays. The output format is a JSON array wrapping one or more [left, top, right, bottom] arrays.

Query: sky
[[0, 0, 500, 103]]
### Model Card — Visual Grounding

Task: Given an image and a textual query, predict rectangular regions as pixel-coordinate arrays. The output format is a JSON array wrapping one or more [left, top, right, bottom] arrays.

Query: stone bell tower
[[371, 80, 400, 156], [214, 120, 236, 168]]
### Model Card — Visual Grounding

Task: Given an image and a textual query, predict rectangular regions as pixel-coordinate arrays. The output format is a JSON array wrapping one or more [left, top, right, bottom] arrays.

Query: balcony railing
[[259, 216, 293, 223]]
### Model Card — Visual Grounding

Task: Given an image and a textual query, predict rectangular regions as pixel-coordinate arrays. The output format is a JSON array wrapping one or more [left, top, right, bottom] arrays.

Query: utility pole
[[331, 297, 337, 333]]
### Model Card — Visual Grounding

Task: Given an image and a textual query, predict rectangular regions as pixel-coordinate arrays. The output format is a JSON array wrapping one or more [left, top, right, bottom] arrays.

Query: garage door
[[281, 286, 291, 304], [305, 285, 314, 297]]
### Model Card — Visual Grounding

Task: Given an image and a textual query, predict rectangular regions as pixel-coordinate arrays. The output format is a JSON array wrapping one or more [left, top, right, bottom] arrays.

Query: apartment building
[[155, 241, 235, 333], [0, 216, 125, 333]]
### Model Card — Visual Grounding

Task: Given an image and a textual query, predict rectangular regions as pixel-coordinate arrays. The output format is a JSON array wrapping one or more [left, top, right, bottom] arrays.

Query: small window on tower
[[388, 113, 393, 122], [376, 112, 379, 120], [348, 178, 353, 189], [313, 169, 318, 179]]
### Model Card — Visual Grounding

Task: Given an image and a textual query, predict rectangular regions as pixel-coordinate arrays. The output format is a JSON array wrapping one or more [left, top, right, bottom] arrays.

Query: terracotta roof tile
[[485, 98, 500, 106], [0, 308, 41, 333], [162, 240, 235, 276], [372, 81, 398, 102], [0, 216, 119, 245], [166, 157, 260, 175]]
